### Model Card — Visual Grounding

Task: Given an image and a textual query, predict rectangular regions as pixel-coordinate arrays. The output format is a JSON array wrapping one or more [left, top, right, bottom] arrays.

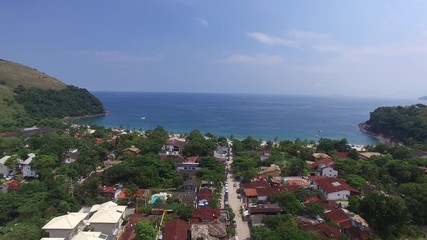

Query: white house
[[0, 155, 12, 176], [88, 201, 127, 240], [20, 153, 37, 178], [309, 176, 359, 201], [72, 231, 108, 240], [64, 149, 80, 164], [42, 212, 89, 240], [320, 167, 338, 178]]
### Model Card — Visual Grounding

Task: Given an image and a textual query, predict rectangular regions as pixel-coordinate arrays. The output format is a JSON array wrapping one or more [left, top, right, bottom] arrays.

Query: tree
[[303, 202, 324, 218], [344, 174, 366, 189], [135, 220, 157, 240], [270, 192, 302, 215], [360, 193, 410, 239], [174, 204, 194, 221]]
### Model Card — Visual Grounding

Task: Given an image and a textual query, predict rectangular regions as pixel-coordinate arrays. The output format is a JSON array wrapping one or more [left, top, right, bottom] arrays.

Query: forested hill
[[0, 59, 105, 123], [361, 104, 427, 145]]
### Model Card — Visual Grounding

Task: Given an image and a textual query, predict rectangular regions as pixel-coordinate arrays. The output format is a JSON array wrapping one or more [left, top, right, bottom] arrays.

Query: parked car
[[237, 194, 241, 199], [231, 220, 237, 228], [233, 183, 237, 187]]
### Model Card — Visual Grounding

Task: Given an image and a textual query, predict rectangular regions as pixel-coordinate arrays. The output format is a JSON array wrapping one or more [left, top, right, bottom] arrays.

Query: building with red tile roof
[[325, 208, 352, 229], [163, 219, 189, 240], [244, 188, 258, 198], [309, 176, 360, 200], [117, 188, 146, 200], [335, 152, 349, 159], [302, 223, 342, 239], [197, 188, 213, 201], [311, 158, 334, 169], [187, 156, 201, 163], [191, 208, 221, 223]]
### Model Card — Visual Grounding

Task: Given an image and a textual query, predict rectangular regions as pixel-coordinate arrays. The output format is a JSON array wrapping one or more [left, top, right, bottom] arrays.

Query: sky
[[1, 0, 427, 98]]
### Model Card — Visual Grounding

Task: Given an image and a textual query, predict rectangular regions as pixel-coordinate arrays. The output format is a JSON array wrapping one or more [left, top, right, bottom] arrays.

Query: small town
[[1, 123, 426, 240]]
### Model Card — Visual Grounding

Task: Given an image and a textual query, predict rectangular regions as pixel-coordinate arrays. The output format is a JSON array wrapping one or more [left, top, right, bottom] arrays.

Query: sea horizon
[[81, 92, 421, 145]]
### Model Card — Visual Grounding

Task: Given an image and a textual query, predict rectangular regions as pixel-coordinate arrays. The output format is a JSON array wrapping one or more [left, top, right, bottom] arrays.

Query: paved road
[[224, 149, 251, 240]]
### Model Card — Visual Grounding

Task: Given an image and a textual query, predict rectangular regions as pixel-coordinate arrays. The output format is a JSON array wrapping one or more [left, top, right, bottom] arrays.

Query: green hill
[[0, 59, 104, 124], [361, 104, 427, 146]]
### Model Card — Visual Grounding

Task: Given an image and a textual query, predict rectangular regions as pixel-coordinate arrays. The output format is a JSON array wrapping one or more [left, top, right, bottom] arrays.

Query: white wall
[[321, 167, 338, 178], [325, 190, 350, 200]]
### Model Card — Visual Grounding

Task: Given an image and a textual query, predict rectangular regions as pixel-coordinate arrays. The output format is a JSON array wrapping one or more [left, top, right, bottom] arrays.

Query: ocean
[[81, 92, 420, 145]]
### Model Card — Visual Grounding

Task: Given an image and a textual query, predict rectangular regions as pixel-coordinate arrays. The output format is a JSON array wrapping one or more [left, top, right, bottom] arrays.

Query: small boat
[[141, 117, 146, 120]]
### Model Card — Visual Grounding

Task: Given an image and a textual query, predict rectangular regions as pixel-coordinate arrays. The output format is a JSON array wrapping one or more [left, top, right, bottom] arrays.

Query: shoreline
[[359, 122, 396, 146], [63, 111, 110, 120]]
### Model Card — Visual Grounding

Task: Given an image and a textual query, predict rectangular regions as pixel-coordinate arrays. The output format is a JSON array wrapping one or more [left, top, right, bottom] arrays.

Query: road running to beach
[[224, 146, 251, 240]]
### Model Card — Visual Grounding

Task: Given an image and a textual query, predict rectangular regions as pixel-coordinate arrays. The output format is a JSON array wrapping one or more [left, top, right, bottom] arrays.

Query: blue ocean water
[[82, 92, 420, 144]]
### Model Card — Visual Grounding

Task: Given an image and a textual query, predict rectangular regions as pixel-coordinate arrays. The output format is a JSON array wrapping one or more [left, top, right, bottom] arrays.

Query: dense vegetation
[[14, 85, 105, 118], [0, 59, 104, 130], [363, 104, 427, 146]]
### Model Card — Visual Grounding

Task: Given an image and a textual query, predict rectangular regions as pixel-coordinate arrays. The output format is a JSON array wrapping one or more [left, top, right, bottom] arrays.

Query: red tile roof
[[191, 208, 220, 223], [240, 178, 270, 189], [244, 188, 258, 197], [4, 180, 22, 189], [117, 188, 146, 200], [187, 156, 200, 163], [345, 227, 370, 240], [163, 219, 189, 240], [302, 224, 342, 239], [286, 179, 310, 186], [197, 188, 213, 201], [335, 152, 349, 159], [167, 139, 186, 149], [99, 186, 116, 194], [311, 158, 334, 169], [312, 177, 360, 194], [325, 209, 352, 226]]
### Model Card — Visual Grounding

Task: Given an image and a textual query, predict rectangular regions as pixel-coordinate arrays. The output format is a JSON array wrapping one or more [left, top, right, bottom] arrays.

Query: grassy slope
[[0, 59, 67, 118]]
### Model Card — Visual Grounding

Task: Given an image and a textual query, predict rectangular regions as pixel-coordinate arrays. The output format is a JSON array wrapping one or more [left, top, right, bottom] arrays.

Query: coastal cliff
[[0, 59, 105, 125], [360, 104, 427, 146]]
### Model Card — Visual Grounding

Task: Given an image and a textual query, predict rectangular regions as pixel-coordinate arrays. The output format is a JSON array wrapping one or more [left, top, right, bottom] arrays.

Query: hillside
[[360, 104, 427, 145], [0, 59, 104, 123]]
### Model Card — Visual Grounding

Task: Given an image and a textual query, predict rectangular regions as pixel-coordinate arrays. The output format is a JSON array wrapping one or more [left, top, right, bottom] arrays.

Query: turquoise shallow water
[[81, 92, 420, 145]]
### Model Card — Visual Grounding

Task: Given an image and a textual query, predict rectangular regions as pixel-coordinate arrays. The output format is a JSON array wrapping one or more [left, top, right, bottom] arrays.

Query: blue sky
[[1, 0, 427, 98]]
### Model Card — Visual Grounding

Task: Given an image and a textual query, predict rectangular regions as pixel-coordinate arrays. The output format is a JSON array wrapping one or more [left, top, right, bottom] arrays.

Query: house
[[123, 146, 140, 156], [325, 208, 353, 229], [116, 188, 146, 201], [197, 188, 213, 208], [249, 203, 282, 215], [302, 224, 342, 239], [0, 155, 12, 176], [72, 231, 109, 240], [319, 167, 338, 178], [88, 201, 128, 240], [257, 164, 281, 178], [98, 186, 118, 200], [64, 149, 80, 164], [191, 208, 221, 223], [311, 158, 334, 169], [213, 146, 231, 161], [313, 153, 331, 159], [163, 219, 189, 240], [20, 153, 37, 178], [42, 212, 89, 240], [257, 151, 270, 162], [172, 192, 197, 206], [184, 179, 199, 192], [164, 138, 186, 155], [0, 180, 22, 193], [187, 156, 201, 163], [309, 176, 360, 201], [191, 223, 227, 240], [359, 152, 382, 160], [175, 162, 201, 178]]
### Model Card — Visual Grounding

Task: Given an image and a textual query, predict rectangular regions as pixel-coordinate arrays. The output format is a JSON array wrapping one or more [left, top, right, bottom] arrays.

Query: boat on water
[[141, 117, 146, 120]]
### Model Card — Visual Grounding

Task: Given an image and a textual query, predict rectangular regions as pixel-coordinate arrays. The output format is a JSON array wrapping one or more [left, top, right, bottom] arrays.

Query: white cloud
[[226, 54, 283, 65], [289, 30, 329, 40], [247, 32, 298, 47], [196, 17, 208, 27], [82, 51, 162, 63]]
